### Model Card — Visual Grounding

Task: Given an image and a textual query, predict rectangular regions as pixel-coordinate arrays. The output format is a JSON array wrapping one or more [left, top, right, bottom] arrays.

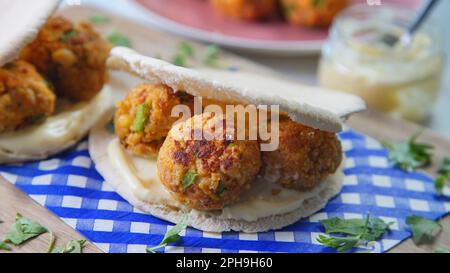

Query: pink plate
[[135, 0, 421, 55]]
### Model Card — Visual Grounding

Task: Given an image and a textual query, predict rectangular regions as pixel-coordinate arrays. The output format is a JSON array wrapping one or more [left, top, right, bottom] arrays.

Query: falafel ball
[[262, 118, 342, 191], [20, 16, 111, 101], [210, 0, 278, 21], [281, 0, 349, 27], [115, 84, 193, 157], [157, 112, 262, 211], [0, 60, 56, 133]]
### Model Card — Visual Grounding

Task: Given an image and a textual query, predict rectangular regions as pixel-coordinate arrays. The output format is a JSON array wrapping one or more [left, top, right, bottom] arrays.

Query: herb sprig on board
[[406, 215, 442, 245], [147, 213, 188, 253], [435, 156, 450, 195]]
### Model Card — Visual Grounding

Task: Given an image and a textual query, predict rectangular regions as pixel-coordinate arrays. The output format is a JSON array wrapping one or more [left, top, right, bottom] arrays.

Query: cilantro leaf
[[384, 130, 433, 171], [435, 174, 448, 195], [317, 215, 391, 252], [203, 45, 220, 67], [146, 213, 188, 253], [171, 54, 187, 67], [171, 41, 195, 67], [131, 103, 149, 133], [434, 247, 450, 253], [89, 15, 110, 25], [0, 241, 11, 251], [182, 170, 198, 190], [438, 156, 450, 174], [406, 215, 442, 245], [3, 213, 48, 246], [107, 31, 132, 47], [51, 240, 87, 253], [60, 30, 77, 42]]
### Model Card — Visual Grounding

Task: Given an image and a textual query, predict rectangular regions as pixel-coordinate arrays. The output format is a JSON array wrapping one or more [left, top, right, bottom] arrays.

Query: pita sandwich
[[89, 47, 366, 232], [0, 0, 112, 164]]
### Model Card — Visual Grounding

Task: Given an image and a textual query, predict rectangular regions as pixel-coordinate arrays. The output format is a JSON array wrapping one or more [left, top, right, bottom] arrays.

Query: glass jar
[[318, 4, 445, 123]]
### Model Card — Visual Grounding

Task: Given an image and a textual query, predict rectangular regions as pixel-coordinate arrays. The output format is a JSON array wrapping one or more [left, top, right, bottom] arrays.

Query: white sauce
[[107, 139, 343, 221]]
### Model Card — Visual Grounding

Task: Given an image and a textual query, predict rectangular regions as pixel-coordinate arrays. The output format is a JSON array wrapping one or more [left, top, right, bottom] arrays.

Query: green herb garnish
[[60, 30, 77, 42], [435, 156, 450, 195], [434, 247, 450, 253], [50, 240, 87, 253], [89, 15, 110, 25], [131, 103, 149, 133], [182, 170, 198, 190], [171, 54, 187, 67], [383, 130, 433, 171], [29, 114, 47, 125], [3, 213, 48, 246], [146, 213, 188, 253], [406, 215, 442, 245], [0, 241, 10, 251], [171, 41, 195, 67], [317, 215, 391, 252], [203, 44, 220, 67], [107, 31, 132, 47]]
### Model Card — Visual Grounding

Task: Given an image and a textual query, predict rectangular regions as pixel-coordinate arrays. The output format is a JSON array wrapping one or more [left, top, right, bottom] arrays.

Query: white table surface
[[65, 0, 450, 137]]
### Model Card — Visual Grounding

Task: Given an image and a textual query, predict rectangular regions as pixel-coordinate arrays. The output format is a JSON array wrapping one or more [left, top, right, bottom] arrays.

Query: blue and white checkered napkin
[[1, 129, 449, 253]]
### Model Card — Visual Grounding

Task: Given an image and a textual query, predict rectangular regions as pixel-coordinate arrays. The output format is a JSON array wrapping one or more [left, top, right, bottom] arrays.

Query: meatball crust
[[20, 16, 111, 101], [0, 61, 56, 133], [281, 0, 349, 27], [210, 0, 278, 21], [262, 118, 342, 191], [115, 84, 192, 157], [157, 112, 262, 211]]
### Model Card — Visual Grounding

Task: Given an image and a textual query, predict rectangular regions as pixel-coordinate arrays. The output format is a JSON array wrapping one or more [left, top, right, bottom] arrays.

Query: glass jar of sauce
[[318, 4, 445, 122]]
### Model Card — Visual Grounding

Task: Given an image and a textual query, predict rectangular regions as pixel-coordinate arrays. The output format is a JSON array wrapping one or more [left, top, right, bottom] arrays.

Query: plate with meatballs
[[88, 47, 366, 232], [134, 0, 418, 55], [0, 0, 112, 163]]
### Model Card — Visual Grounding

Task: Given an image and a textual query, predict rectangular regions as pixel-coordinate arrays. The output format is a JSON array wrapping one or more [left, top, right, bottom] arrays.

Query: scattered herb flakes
[[89, 14, 110, 25], [107, 31, 132, 47], [60, 30, 77, 43], [171, 54, 187, 67], [317, 215, 391, 252], [147, 213, 188, 253], [3, 213, 48, 246], [203, 44, 221, 66], [179, 41, 194, 57], [406, 215, 442, 245], [434, 247, 450, 253], [383, 130, 433, 171], [131, 103, 149, 133], [182, 170, 198, 190], [51, 240, 87, 253], [0, 241, 11, 251]]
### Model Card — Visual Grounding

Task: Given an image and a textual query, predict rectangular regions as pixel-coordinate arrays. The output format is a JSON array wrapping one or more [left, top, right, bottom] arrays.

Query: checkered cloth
[[1, 129, 449, 253]]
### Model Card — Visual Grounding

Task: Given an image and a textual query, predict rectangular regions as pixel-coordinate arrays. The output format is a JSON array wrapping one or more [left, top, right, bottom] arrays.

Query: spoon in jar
[[380, 0, 440, 47]]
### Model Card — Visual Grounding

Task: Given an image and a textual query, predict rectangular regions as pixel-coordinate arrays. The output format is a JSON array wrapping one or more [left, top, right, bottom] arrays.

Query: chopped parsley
[[182, 170, 199, 190], [131, 103, 149, 133], [406, 215, 442, 245], [146, 213, 188, 253], [50, 240, 87, 253], [202, 44, 220, 67], [171, 41, 195, 67], [89, 14, 111, 25], [435, 156, 450, 195], [107, 31, 132, 47], [383, 130, 433, 171], [317, 214, 391, 252], [60, 30, 77, 43]]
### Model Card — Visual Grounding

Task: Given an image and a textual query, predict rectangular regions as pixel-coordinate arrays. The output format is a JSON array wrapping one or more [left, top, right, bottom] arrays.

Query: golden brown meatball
[[210, 0, 278, 21], [0, 60, 56, 133], [115, 84, 193, 157], [262, 118, 342, 191], [281, 0, 349, 27], [20, 16, 111, 101], [157, 112, 262, 211]]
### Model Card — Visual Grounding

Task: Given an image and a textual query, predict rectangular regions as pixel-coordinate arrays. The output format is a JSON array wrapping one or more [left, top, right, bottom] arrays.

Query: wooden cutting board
[[1, 6, 449, 253]]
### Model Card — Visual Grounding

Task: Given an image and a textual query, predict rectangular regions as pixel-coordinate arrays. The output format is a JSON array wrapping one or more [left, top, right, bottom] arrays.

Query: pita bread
[[89, 115, 343, 232], [0, 0, 60, 66], [0, 86, 112, 164], [107, 47, 366, 133]]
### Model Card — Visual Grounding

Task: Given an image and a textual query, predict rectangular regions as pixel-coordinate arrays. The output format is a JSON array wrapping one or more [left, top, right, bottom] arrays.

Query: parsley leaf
[[435, 156, 450, 194], [438, 156, 450, 174], [60, 30, 77, 43], [50, 240, 87, 253], [0, 241, 11, 251], [3, 213, 48, 246], [107, 31, 132, 47], [182, 170, 198, 190], [131, 103, 149, 133], [89, 15, 110, 25], [203, 44, 221, 67], [383, 130, 433, 171], [317, 215, 391, 252], [146, 213, 188, 253], [434, 247, 450, 253], [171, 41, 195, 67], [406, 215, 442, 245]]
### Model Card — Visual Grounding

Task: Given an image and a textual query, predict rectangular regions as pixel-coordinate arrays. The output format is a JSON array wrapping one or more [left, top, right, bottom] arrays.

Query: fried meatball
[[262, 118, 342, 191], [0, 61, 56, 133], [157, 112, 262, 211], [115, 84, 193, 157], [20, 16, 111, 101], [210, 0, 278, 21], [281, 0, 349, 27]]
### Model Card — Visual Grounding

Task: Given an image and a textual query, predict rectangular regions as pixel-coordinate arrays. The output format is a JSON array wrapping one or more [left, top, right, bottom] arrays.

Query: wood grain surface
[[1, 5, 448, 253]]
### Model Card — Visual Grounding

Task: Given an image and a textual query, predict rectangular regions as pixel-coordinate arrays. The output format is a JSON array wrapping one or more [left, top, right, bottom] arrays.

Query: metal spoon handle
[[409, 0, 440, 34]]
